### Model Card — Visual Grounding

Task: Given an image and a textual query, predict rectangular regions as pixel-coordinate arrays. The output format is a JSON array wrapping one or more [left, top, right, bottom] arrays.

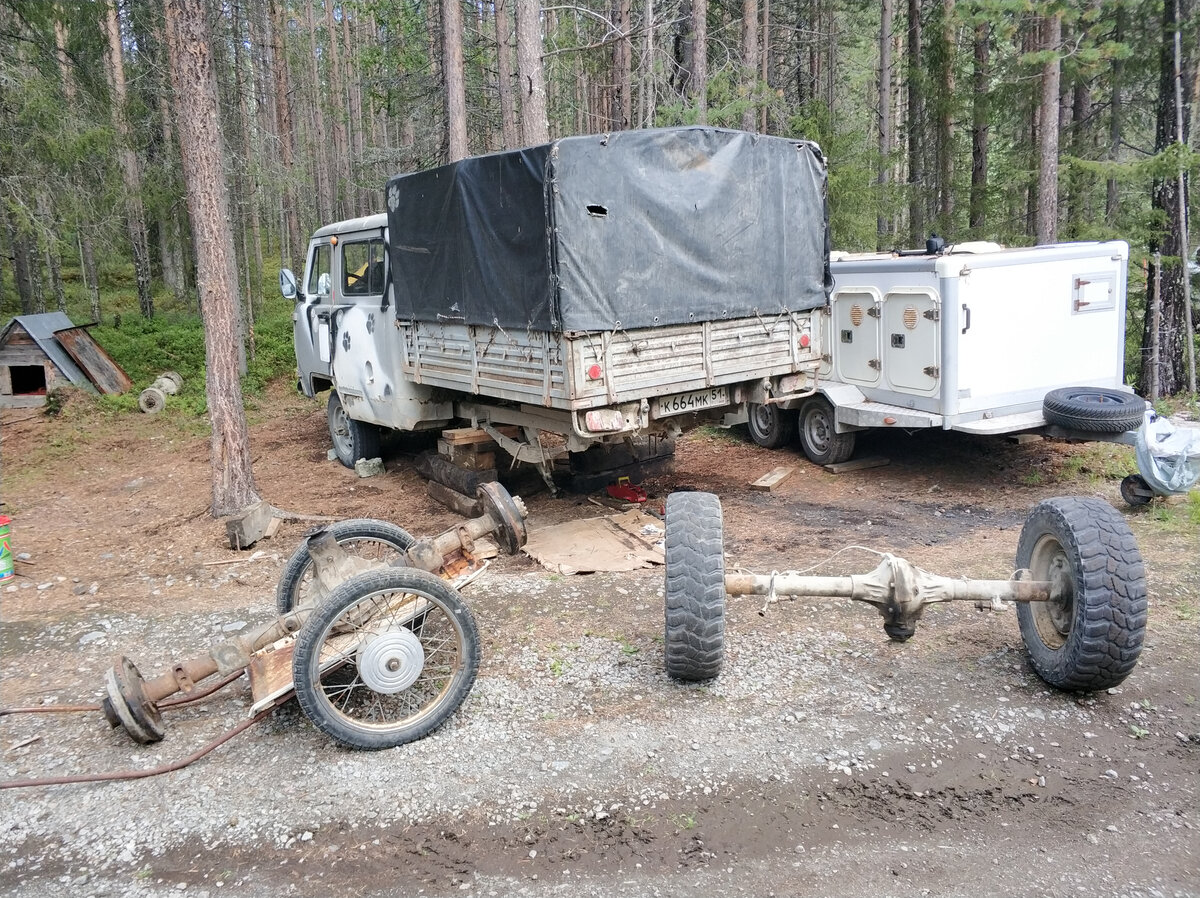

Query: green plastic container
[[0, 515, 12, 581]]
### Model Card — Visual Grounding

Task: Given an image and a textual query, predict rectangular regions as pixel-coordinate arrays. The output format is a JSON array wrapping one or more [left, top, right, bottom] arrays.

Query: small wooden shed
[[0, 313, 131, 408]]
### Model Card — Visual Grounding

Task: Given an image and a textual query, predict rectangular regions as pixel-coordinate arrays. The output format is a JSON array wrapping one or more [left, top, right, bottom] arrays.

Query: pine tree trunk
[[691, 0, 708, 122], [324, 0, 350, 216], [443, 0, 469, 160], [307, 0, 334, 223], [80, 230, 101, 325], [906, 0, 924, 245], [3, 204, 36, 315], [1035, 11, 1061, 245], [877, 0, 893, 248], [103, 0, 154, 318], [163, 0, 262, 518], [1105, 6, 1125, 226], [741, 0, 759, 132], [1143, 0, 1196, 395], [935, 0, 954, 227], [494, 0, 520, 148], [268, 0, 302, 271], [516, 0, 549, 144], [612, 0, 633, 129], [969, 20, 989, 231]]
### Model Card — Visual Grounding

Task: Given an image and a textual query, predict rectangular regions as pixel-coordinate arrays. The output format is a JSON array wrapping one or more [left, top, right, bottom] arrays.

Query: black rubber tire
[[664, 491, 726, 682], [1015, 497, 1147, 692], [275, 519, 415, 615], [746, 403, 798, 449], [292, 567, 480, 750], [797, 396, 856, 465], [1042, 387, 1145, 434], [1119, 474, 1155, 507], [327, 391, 381, 467]]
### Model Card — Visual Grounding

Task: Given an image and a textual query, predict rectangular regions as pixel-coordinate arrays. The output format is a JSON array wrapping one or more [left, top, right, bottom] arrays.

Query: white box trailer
[[749, 240, 1145, 464]]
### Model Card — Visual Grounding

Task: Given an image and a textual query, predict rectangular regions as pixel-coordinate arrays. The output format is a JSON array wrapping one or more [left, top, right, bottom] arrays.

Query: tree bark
[[1035, 11, 1061, 245], [1105, 5, 1125, 226], [443, 0, 469, 160], [691, 0, 708, 122], [268, 0, 302, 271], [516, 0, 549, 144], [324, 0, 350, 216], [969, 20, 989, 232], [2, 203, 36, 315], [80, 230, 101, 324], [103, 0, 154, 318], [613, 0, 633, 129], [494, 0, 520, 148], [906, 0, 924, 245], [163, 0, 262, 518], [741, 0, 759, 132], [1143, 0, 1196, 395], [877, 0, 893, 248], [934, 0, 954, 226], [306, 0, 334, 224]]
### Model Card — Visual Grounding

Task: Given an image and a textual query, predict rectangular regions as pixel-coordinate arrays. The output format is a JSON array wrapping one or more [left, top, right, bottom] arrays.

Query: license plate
[[654, 387, 730, 417]]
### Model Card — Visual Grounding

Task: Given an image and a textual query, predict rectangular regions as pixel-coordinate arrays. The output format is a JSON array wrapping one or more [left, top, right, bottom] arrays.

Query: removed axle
[[663, 492, 1147, 692], [102, 483, 529, 750]]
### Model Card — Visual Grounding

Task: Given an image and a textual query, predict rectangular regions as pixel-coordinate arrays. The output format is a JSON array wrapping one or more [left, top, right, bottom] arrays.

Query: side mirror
[[280, 268, 298, 300]]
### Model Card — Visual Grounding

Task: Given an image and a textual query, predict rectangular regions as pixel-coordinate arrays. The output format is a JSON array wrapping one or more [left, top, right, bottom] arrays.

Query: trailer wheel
[[292, 567, 480, 750], [1042, 387, 1145, 433], [664, 492, 726, 682], [275, 519, 415, 614], [1119, 474, 1155, 507], [327, 391, 381, 467], [798, 396, 856, 465], [747, 403, 797, 449], [1015, 497, 1146, 692]]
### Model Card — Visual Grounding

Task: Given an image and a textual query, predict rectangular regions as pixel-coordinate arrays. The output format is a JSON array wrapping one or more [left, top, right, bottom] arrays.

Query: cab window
[[307, 244, 331, 296], [342, 239, 386, 296]]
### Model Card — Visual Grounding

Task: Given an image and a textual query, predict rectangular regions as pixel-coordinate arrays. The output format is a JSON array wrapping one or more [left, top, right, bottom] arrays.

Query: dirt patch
[[1, 384, 1197, 898]]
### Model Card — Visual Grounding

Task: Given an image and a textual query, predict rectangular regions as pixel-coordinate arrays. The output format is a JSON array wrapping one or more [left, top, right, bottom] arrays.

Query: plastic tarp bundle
[[384, 127, 830, 333], [1134, 410, 1200, 495]]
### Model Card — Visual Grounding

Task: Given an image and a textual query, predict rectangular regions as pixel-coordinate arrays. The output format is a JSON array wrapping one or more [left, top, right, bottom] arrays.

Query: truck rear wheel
[[1015, 497, 1147, 691], [747, 403, 797, 449], [798, 396, 855, 465], [328, 391, 381, 468], [664, 491, 726, 682]]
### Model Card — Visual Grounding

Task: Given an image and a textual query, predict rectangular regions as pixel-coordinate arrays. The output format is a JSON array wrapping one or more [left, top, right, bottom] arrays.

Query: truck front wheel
[[798, 396, 855, 465], [327, 391, 381, 468]]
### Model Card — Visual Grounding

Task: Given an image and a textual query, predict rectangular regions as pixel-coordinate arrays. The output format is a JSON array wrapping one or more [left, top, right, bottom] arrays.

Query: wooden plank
[[823, 455, 890, 474], [54, 327, 133, 394], [441, 424, 520, 445], [749, 466, 795, 491]]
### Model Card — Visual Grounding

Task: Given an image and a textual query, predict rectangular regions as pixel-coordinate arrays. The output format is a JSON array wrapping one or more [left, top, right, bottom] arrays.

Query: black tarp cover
[[384, 127, 829, 333]]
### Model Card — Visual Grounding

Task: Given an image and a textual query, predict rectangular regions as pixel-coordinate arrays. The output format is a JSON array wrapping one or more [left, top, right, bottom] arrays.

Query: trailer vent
[[849, 305, 864, 327], [902, 306, 919, 330]]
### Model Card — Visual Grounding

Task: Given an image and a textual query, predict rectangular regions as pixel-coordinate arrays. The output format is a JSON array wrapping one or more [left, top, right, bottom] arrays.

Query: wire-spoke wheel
[[275, 519, 415, 614], [292, 568, 480, 750]]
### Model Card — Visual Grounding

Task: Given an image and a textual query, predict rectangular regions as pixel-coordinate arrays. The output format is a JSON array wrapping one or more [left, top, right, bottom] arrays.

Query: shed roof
[[1, 313, 93, 390]]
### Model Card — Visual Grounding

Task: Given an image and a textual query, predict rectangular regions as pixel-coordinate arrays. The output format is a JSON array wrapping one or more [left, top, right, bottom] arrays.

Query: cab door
[[293, 241, 334, 392]]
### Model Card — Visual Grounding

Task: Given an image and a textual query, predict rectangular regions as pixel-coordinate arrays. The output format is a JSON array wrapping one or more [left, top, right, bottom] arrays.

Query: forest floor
[[0, 382, 1197, 898]]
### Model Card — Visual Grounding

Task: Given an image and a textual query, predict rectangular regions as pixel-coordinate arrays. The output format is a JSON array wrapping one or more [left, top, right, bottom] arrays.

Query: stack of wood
[[420, 425, 520, 515]]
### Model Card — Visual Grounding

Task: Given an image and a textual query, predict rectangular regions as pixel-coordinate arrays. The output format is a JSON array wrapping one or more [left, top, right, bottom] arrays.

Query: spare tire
[[1042, 387, 1144, 433]]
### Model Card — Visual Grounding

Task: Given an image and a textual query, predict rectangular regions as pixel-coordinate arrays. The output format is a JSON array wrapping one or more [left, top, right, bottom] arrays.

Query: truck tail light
[[584, 409, 624, 432], [586, 364, 603, 380]]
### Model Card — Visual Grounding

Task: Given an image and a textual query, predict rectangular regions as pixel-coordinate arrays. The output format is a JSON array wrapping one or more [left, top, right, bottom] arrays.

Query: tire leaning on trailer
[[663, 491, 726, 682], [1015, 497, 1147, 691], [746, 403, 797, 450]]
